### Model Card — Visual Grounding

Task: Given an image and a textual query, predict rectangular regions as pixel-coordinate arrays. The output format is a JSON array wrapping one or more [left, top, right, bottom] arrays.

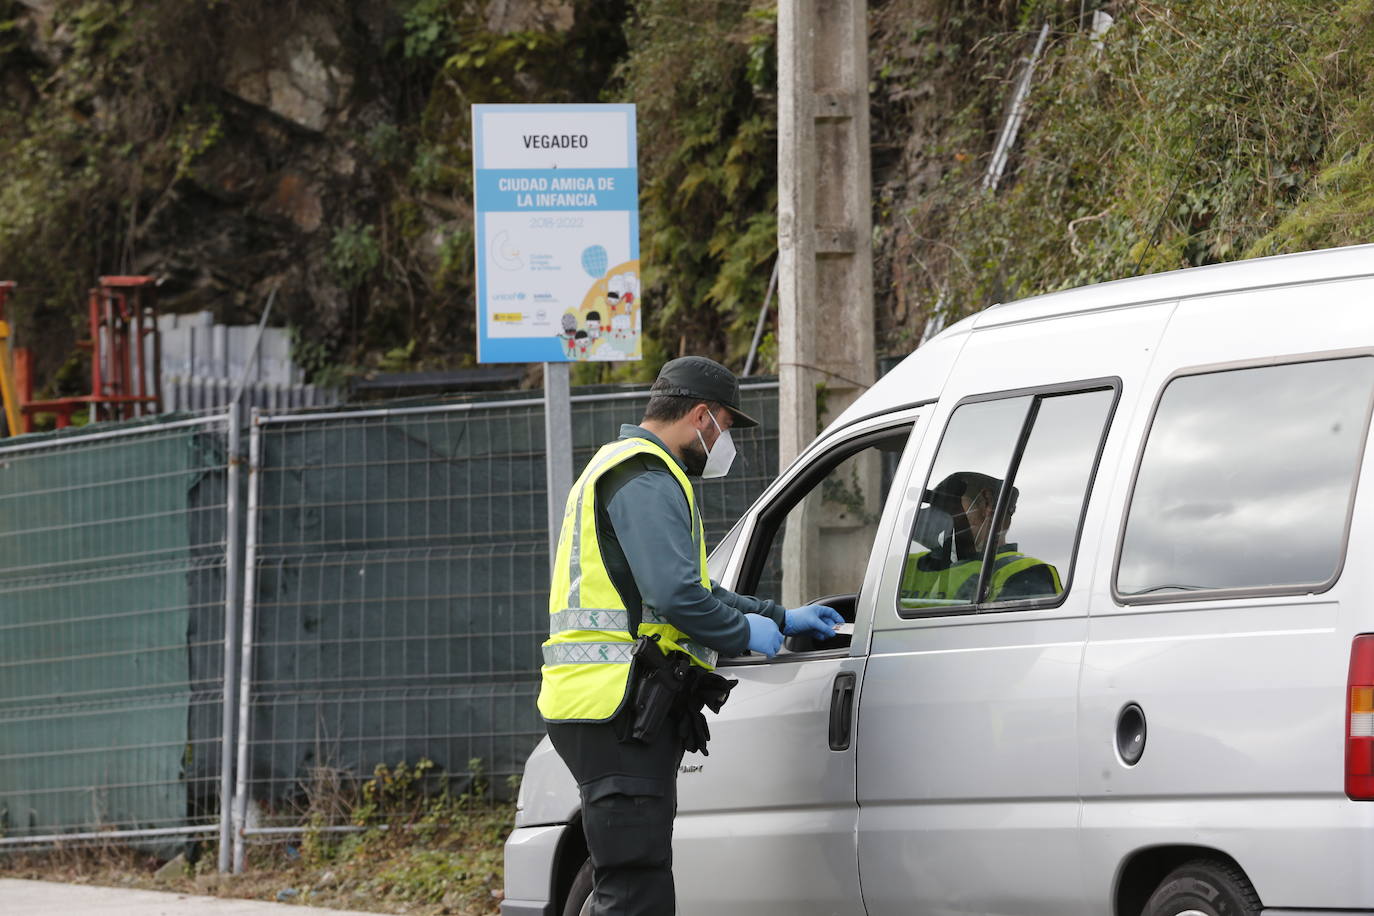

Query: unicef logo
[[581, 245, 608, 278]]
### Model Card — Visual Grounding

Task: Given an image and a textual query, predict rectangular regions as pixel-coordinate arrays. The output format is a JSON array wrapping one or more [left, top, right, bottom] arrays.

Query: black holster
[[627, 635, 737, 755], [628, 635, 688, 744]]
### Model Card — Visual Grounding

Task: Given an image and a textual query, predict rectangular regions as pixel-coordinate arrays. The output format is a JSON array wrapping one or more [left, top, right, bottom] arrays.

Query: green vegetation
[[876, 0, 1374, 341], [1250, 0, 1374, 253], [4, 0, 1374, 397], [0, 758, 515, 915], [354, 0, 630, 377], [0, 0, 783, 395], [329, 223, 383, 290], [610, 1, 779, 377], [269, 757, 512, 913]]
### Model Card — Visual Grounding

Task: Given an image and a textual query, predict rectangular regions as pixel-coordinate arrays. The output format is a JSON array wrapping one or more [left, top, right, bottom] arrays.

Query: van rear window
[[1116, 356, 1374, 600]]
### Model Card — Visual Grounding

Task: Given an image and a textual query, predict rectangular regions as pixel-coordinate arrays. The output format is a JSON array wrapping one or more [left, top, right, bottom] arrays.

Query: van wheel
[[1143, 859, 1260, 916], [562, 857, 593, 916]]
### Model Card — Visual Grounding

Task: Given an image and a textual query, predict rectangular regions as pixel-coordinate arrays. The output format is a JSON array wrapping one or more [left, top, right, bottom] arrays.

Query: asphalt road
[[0, 879, 380, 915]]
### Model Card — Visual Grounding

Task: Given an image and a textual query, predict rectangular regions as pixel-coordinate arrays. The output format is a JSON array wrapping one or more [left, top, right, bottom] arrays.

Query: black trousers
[[546, 708, 685, 916]]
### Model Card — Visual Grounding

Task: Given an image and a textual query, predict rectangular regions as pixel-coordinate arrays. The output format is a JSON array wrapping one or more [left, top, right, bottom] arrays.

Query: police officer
[[538, 356, 843, 916], [900, 470, 1062, 604]]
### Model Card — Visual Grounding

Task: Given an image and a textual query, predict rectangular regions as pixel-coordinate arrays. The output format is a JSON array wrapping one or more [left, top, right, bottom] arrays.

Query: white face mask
[[695, 410, 736, 479]]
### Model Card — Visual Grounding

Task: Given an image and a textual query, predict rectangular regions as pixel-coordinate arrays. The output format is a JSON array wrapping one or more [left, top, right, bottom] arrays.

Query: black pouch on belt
[[628, 634, 689, 744]]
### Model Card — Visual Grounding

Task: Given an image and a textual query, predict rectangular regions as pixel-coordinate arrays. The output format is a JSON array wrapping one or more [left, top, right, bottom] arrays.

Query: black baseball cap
[[651, 356, 759, 428]]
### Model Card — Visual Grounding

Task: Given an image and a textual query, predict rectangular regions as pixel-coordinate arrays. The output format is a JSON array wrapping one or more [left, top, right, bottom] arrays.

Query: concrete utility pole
[[777, 0, 876, 605]]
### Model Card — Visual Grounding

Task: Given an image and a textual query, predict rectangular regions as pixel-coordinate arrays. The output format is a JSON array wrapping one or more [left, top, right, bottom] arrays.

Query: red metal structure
[[22, 276, 163, 429]]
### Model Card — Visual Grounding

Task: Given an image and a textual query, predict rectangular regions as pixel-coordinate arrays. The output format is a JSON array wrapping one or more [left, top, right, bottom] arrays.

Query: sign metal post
[[542, 361, 573, 567]]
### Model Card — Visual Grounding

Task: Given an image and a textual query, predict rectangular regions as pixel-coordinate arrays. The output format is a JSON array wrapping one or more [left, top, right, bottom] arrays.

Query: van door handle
[[829, 671, 857, 751]]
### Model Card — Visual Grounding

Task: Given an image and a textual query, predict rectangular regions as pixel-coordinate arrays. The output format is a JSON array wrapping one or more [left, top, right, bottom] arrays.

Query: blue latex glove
[[745, 613, 783, 658], [783, 604, 846, 640]]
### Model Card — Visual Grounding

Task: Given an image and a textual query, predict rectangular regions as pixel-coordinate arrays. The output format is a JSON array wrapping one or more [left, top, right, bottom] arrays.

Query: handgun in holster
[[629, 634, 688, 743], [628, 633, 739, 754]]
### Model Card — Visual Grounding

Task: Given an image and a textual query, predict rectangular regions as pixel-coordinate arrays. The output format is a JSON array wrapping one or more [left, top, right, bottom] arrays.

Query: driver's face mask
[[696, 410, 736, 479]]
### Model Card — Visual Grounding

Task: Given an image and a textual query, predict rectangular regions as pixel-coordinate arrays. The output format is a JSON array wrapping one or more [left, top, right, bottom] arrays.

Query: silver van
[[503, 244, 1374, 916]]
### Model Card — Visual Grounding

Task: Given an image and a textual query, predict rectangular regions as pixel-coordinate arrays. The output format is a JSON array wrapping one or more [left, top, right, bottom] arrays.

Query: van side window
[[1117, 357, 1374, 600], [899, 386, 1115, 615], [737, 424, 913, 653]]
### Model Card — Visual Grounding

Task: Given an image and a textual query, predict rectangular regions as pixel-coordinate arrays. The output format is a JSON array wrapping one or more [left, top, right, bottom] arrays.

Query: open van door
[[670, 411, 925, 916]]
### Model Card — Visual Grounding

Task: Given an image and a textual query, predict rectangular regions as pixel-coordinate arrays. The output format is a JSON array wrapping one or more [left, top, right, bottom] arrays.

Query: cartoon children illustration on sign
[[560, 312, 578, 357], [552, 258, 641, 360]]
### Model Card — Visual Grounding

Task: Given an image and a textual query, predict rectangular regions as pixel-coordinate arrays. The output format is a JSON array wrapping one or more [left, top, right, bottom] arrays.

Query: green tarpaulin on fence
[[0, 420, 228, 841]]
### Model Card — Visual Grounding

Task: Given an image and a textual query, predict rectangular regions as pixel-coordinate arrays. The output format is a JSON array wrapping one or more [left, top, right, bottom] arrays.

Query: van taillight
[[1347, 635, 1374, 800]]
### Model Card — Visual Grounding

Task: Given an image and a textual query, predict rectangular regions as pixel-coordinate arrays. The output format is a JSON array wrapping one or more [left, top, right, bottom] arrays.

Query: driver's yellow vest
[[900, 549, 1062, 604], [537, 437, 718, 723]]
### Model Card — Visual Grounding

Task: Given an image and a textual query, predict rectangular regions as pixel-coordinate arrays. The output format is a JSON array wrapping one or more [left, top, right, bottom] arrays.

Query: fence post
[[232, 407, 262, 873], [217, 403, 242, 872]]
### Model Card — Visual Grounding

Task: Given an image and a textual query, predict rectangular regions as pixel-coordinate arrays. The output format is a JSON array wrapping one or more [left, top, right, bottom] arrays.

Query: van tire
[[1142, 859, 1261, 916], [562, 858, 593, 916]]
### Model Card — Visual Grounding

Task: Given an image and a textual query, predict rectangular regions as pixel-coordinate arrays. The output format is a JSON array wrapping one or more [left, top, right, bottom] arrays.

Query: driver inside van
[[900, 470, 1062, 605]]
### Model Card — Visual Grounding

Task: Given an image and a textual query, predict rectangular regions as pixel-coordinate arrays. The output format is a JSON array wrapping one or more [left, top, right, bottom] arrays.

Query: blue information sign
[[472, 103, 641, 363]]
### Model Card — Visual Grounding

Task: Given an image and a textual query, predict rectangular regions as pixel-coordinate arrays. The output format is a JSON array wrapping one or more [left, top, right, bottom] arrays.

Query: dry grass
[[0, 801, 516, 915]]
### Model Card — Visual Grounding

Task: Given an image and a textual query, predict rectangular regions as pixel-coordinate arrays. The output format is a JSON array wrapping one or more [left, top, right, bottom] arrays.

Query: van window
[[899, 385, 1116, 615], [737, 423, 913, 653], [1117, 357, 1374, 599]]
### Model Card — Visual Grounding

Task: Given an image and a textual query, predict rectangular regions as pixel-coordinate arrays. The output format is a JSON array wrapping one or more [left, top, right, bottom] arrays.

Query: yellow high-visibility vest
[[537, 437, 717, 723], [900, 549, 1062, 605]]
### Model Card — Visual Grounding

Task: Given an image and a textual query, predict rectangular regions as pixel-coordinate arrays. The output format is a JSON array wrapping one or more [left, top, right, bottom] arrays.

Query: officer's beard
[[683, 438, 708, 477]]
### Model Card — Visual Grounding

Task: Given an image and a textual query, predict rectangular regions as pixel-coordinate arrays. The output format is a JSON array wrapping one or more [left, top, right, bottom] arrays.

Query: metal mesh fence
[[237, 400, 550, 837], [0, 416, 233, 851], [235, 382, 780, 845], [0, 380, 780, 863]]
